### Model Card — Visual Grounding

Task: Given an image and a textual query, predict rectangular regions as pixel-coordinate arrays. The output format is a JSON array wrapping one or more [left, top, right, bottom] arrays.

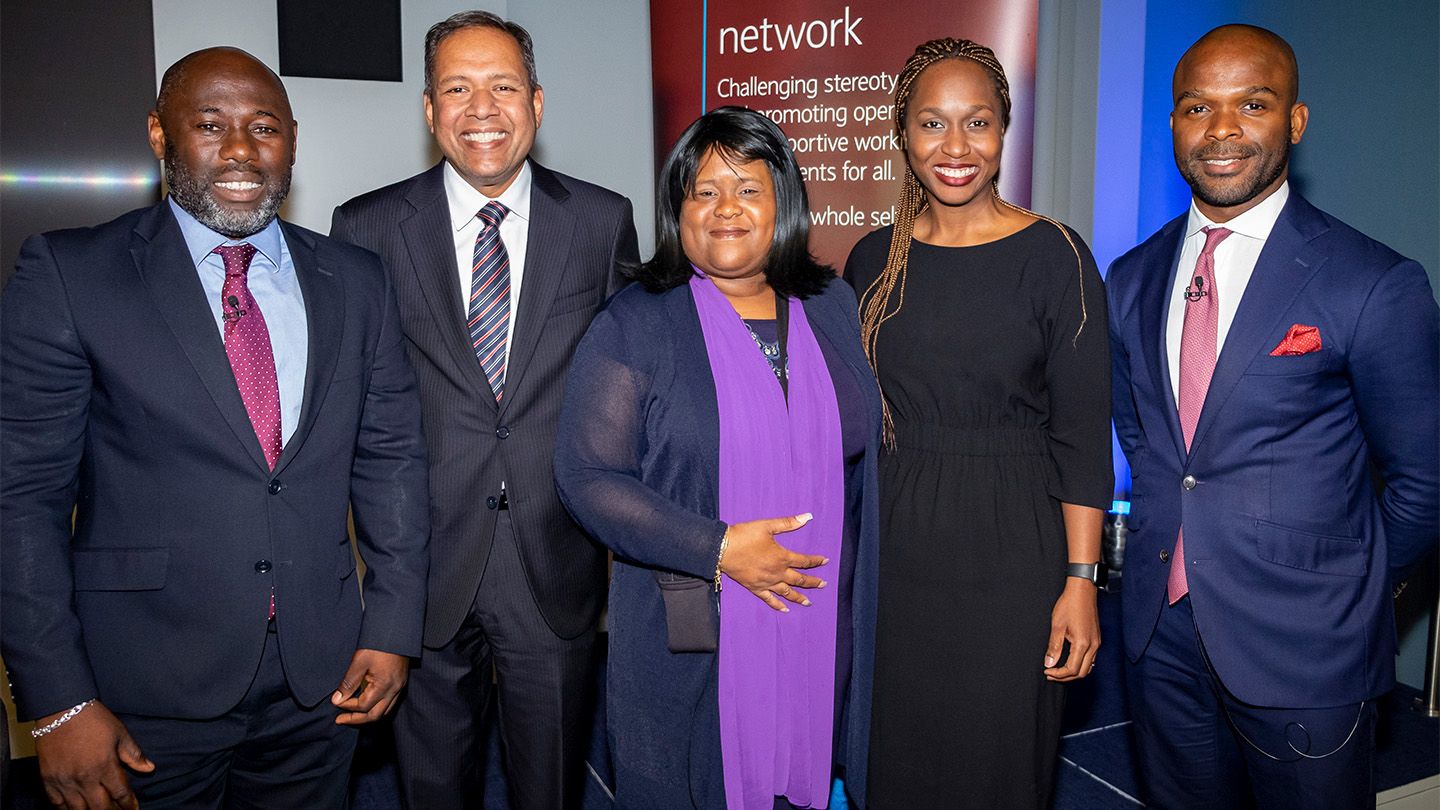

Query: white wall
[[510, 0, 656, 258]]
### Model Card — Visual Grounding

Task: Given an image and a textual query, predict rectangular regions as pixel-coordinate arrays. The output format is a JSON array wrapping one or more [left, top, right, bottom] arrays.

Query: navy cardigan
[[555, 276, 882, 807]]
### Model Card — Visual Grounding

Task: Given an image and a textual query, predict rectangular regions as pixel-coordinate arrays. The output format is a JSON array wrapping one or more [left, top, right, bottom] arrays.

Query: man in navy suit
[[1107, 24, 1438, 808], [1, 48, 429, 809]]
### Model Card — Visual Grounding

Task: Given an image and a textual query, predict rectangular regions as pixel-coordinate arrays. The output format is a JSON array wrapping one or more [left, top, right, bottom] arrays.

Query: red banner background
[[650, 1, 1038, 269]]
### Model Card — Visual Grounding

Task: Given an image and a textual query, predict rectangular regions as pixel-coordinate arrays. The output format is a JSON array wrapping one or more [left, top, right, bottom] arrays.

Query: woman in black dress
[[844, 39, 1112, 807]]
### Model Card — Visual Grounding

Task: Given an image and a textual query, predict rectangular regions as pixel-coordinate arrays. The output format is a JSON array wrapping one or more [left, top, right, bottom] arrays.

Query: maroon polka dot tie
[[214, 243, 283, 470]]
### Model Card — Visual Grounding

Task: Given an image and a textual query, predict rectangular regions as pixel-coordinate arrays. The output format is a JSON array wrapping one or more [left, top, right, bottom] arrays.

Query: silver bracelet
[[30, 699, 94, 738]]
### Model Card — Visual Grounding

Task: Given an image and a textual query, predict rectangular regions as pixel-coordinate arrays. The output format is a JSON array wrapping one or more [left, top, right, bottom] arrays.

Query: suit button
[[1159, 549, 1170, 563], [268, 480, 284, 495], [255, 560, 272, 573], [1181, 475, 1197, 491], [495, 426, 511, 439], [487, 496, 499, 510]]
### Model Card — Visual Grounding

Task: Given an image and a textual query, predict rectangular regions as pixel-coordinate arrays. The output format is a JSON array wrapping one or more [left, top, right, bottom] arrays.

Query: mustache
[[207, 160, 267, 177], [1190, 143, 1259, 161]]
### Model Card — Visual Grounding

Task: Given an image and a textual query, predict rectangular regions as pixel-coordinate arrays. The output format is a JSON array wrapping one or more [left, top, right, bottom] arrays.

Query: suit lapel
[[1140, 218, 1189, 461], [400, 164, 495, 401], [273, 223, 342, 472], [1190, 195, 1327, 455], [502, 163, 575, 417], [131, 203, 271, 472]]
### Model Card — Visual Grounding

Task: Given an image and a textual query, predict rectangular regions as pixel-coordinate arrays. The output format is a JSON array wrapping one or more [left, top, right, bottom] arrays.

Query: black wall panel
[[1, 0, 160, 281], [278, 0, 402, 82]]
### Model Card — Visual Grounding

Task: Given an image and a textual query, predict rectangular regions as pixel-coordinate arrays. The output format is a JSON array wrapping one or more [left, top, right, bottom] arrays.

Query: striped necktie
[[467, 201, 511, 401]]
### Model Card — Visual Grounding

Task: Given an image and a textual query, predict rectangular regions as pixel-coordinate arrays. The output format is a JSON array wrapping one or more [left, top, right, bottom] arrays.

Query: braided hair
[[858, 38, 1089, 447]]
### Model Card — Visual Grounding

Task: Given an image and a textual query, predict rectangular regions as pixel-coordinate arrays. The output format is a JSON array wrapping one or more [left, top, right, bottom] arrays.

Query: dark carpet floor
[[6, 591, 1437, 808]]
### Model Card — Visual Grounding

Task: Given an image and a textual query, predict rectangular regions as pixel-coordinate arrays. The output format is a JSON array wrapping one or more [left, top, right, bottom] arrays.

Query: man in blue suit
[[1107, 24, 1438, 808], [1, 48, 429, 808]]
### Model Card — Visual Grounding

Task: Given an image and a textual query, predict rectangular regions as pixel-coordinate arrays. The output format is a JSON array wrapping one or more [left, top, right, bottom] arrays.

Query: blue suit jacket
[[1, 202, 430, 721], [1108, 192, 1438, 707]]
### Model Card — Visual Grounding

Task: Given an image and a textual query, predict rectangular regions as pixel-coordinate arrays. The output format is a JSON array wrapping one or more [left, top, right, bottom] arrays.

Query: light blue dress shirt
[[168, 198, 308, 444]]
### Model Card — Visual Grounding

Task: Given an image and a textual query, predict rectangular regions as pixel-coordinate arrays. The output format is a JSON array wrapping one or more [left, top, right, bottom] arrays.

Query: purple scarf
[[690, 273, 843, 809]]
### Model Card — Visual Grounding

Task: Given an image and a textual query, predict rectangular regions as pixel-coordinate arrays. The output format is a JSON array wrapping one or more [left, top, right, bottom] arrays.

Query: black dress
[[844, 222, 1112, 808]]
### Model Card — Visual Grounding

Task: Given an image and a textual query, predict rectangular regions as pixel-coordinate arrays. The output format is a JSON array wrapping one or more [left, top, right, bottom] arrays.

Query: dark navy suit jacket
[[1108, 191, 1438, 707], [331, 161, 638, 645], [0, 202, 430, 721]]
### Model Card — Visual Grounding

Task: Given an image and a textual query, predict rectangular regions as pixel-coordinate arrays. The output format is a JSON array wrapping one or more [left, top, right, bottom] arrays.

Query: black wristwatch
[[1066, 561, 1108, 588]]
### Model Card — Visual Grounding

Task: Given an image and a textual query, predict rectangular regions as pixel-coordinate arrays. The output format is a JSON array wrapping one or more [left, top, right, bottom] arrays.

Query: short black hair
[[633, 106, 832, 298], [424, 10, 538, 95]]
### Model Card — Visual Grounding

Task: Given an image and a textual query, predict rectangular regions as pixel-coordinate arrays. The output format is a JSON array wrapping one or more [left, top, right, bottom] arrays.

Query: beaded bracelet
[[31, 699, 95, 738], [714, 527, 730, 592]]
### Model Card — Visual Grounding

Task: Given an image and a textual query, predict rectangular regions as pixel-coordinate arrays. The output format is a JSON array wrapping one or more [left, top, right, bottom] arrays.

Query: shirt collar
[[168, 197, 284, 271], [1184, 180, 1290, 242], [443, 160, 532, 233]]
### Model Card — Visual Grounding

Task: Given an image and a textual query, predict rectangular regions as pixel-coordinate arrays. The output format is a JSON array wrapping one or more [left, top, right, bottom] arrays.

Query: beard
[[1176, 136, 1289, 210], [164, 145, 291, 238]]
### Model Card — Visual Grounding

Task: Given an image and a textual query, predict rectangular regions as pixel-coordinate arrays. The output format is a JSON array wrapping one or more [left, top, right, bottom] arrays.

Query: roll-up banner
[[650, 1, 1039, 270]]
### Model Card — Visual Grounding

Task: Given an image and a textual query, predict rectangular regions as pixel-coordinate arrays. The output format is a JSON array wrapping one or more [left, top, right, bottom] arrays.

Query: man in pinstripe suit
[[331, 11, 638, 809]]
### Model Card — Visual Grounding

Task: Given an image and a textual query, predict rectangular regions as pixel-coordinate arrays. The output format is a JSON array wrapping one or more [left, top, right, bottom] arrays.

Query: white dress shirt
[[1166, 181, 1290, 407], [444, 160, 533, 354]]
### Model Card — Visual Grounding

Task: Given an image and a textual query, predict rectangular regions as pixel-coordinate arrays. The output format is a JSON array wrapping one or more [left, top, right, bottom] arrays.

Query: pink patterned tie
[[1169, 226, 1231, 604], [215, 244, 283, 470]]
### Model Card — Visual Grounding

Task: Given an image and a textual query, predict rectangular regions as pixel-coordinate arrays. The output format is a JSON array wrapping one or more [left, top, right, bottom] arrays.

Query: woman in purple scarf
[[555, 107, 882, 809]]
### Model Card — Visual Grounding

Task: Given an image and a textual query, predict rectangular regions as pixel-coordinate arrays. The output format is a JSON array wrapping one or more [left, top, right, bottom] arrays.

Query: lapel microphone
[[223, 295, 248, 321], [1183, 276, 1207, 302]]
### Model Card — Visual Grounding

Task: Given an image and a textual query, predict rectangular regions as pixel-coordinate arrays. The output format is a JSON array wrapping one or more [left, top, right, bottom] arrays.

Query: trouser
[[395, 509, 598, 809], [122, 624, 358, 809], [1128, 596, 1376, 809]]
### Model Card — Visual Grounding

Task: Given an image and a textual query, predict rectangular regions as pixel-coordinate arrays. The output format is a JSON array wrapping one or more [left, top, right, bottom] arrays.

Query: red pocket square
[[1269, 324, 1322, 356]]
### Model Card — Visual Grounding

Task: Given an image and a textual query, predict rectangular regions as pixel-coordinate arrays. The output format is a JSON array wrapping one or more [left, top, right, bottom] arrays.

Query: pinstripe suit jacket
[[331, 161, 638, 644]]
